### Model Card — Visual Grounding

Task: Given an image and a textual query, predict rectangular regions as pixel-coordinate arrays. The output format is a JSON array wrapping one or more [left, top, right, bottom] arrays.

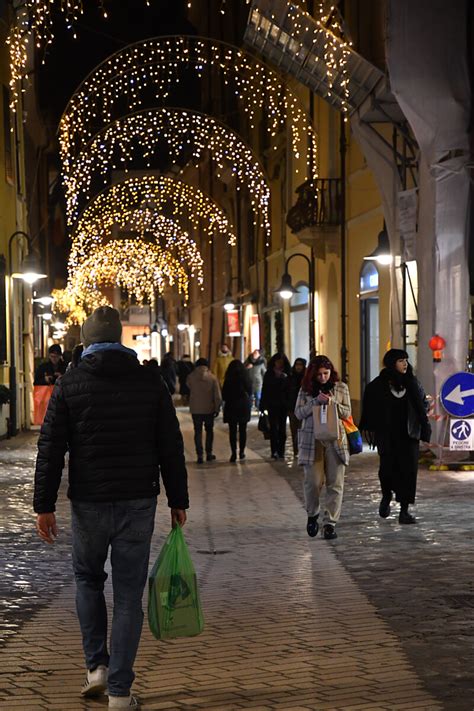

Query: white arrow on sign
[[445, 385, 474, 405]]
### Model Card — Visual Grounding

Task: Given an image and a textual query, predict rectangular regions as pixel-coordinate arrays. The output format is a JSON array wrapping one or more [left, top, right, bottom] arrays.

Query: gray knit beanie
[[81, 307, 122, 348]]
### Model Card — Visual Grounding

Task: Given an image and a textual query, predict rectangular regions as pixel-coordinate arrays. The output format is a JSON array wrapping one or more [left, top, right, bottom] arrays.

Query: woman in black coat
[[359, 348, 431, 524], [260, 353, 292, 460], [222, 360, 252, 462]]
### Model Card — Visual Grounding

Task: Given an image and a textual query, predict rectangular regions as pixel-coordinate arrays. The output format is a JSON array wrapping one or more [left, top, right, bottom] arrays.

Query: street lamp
[[223, 292, 236, 311], [275, 252, 315, 357], [8, 231, 47, 437], [364, 229, 392, 265]]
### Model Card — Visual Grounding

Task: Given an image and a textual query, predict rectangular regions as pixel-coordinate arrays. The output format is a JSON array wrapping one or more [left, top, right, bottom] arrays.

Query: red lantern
[[429, 334, 446, 362]]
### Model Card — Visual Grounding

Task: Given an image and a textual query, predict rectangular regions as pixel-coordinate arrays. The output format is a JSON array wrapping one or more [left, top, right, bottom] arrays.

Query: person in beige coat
[[187, 358, 222, 463], [295, 355, 351, 540]]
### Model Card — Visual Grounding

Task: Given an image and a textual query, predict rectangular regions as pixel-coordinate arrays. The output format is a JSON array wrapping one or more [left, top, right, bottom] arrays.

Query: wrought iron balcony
[[286, 178, 341, 234]]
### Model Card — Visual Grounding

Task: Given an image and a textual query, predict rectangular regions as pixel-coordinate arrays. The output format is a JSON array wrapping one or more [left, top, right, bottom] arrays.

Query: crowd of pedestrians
[[32, 305, 432, 708]]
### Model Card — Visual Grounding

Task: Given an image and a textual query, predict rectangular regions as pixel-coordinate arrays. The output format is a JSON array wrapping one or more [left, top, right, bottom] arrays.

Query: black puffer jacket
[[34, 349, 188, 513]]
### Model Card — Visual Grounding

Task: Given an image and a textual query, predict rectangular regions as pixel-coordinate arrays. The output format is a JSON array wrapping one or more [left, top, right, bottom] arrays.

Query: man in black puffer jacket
[[34, 306, 188, 710]]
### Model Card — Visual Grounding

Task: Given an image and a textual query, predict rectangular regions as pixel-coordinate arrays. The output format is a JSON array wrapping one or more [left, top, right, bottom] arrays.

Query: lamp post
[[276, 253, 315, 358], [8, 231, 46, 437]]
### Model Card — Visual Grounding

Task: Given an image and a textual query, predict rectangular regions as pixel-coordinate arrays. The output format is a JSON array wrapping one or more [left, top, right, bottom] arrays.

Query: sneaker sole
[[81, 682, 107, 697]]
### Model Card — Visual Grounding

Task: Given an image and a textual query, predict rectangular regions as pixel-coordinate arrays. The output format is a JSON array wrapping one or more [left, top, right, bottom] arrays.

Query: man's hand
[[36, 513, 58, 544], [171, 508, 187, 528]]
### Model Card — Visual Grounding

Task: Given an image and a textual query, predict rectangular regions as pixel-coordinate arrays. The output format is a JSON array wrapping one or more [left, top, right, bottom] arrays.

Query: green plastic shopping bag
[[148, 525, 204, 640]]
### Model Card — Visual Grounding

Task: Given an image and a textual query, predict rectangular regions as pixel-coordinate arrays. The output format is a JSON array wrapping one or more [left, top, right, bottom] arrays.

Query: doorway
[[360, 262, 380, 393]]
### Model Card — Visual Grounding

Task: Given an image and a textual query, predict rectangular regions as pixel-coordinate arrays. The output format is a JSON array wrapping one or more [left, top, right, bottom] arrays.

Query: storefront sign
[[226, 309, 240, 337], [449, 418, 474, 451]]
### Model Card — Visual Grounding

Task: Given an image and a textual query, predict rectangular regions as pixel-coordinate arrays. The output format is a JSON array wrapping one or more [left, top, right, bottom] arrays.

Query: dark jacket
[[34, 349, 188, 513], [222, 373, 252, 423], [160, 355, 177, 394], [177, 358, 194, 397], [287, 371, 305, 413], [359, 368, 431, 446], [34, 359, 66, 385], [260, 369, 290, 413]]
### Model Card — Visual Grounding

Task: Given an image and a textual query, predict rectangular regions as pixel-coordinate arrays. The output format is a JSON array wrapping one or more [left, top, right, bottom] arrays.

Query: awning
[[244, 0, 404, 122]]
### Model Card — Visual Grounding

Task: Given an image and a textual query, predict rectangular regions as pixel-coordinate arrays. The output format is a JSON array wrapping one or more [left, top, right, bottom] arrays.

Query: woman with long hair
[[222, 359, 253, 462], [359, 348, 431, 524], [260, 353, 292, 459], [295, 355, 352, 540]]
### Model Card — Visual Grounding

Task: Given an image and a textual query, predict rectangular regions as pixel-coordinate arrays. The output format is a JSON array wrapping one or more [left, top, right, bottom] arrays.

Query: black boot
[[306, 515, 319, 538], [399, 503, 417, 524], [229, 451, 237, 463], [379, 494, 392, 518]]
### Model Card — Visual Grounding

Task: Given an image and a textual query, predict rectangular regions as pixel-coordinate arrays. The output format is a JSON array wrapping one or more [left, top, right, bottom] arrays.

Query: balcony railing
[[286, 178, 341, 234]]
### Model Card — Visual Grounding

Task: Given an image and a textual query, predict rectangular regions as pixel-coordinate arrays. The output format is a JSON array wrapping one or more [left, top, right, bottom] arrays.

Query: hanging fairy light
[[61, 107, 271, 241], [71, 239, 189, 304], [59, 36, 318, 179], [68, 175, 236, 275], [54, 238, 191, 326], [6, 1, 152, 110]]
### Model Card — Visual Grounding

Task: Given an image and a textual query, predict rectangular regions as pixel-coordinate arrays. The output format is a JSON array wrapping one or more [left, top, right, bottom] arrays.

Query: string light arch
[[59, 35, 318, 179], [61, 107, 271, 243], [68, 174, 236, 275]]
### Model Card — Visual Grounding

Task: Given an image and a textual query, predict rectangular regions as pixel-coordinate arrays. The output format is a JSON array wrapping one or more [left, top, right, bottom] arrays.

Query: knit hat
[[48, 344, 62, 355], [383, 348, 409, 369], [80, 307, 122, 348]]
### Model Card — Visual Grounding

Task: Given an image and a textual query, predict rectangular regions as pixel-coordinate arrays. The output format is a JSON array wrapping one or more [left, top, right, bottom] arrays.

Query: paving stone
[[0, 415, 456, 710]]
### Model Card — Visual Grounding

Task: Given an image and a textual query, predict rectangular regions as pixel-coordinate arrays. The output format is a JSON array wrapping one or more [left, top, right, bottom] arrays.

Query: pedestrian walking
[[359, 348, 431, 524], [222, 360, 252, 462], [34, 344, 66, 385], [260, 353, 291, 460], [187, 357, 222, 463], [244, 349, 266, 410], [177, 354, 194, 404], [33, 306, 188, 709], [287, 357, 307, 457], [212, 343, 234, 387], [295, 355, 352, 540], [160, 352, 177, 394]]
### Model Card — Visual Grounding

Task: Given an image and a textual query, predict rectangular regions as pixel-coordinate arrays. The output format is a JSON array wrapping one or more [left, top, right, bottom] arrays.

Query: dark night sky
[[39, 0, 196, 124]]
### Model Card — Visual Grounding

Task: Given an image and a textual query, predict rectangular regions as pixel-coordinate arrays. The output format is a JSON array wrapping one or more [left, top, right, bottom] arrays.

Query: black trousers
[[192, 414, 214, 456], [378, 437, 419, 505], [228, 421, 247, 455], [268, 409, 287, 457]]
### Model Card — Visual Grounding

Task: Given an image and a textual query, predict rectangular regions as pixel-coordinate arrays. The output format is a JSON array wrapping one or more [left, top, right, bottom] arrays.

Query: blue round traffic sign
[[440, 372, 474, 418]]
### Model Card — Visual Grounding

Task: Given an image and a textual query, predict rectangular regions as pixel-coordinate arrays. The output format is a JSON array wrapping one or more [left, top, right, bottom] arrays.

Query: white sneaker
[[80, 664, 108, 697], [108, 694, 140, 708]]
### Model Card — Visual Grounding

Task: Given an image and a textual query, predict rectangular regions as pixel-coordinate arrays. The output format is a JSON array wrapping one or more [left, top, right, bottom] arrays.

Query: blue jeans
[[71, 498, 157, 697]]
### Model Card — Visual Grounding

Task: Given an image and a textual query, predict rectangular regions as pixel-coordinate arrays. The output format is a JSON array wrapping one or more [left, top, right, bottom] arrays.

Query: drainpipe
[[340, 113, 348, 381]]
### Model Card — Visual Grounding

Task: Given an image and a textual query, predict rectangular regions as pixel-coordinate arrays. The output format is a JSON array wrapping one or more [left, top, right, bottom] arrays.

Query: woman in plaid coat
[[295, 355, 351, 540]]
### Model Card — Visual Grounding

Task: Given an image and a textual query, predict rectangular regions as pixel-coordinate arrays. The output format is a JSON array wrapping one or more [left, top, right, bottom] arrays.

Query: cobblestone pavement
[[0, 413, 471, 710]]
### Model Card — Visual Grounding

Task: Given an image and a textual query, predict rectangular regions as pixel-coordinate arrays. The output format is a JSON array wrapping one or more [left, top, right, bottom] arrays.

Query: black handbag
[[258, 413, 271, 440]]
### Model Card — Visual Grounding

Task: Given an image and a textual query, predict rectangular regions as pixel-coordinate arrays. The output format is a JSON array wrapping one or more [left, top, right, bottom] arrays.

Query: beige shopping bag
[[313, 402, 340, 441]]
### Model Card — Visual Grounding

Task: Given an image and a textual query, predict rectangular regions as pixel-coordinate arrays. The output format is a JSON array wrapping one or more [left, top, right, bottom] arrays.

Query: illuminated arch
[[59, 35, 318, 179], [61, 108, 271, 243]]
